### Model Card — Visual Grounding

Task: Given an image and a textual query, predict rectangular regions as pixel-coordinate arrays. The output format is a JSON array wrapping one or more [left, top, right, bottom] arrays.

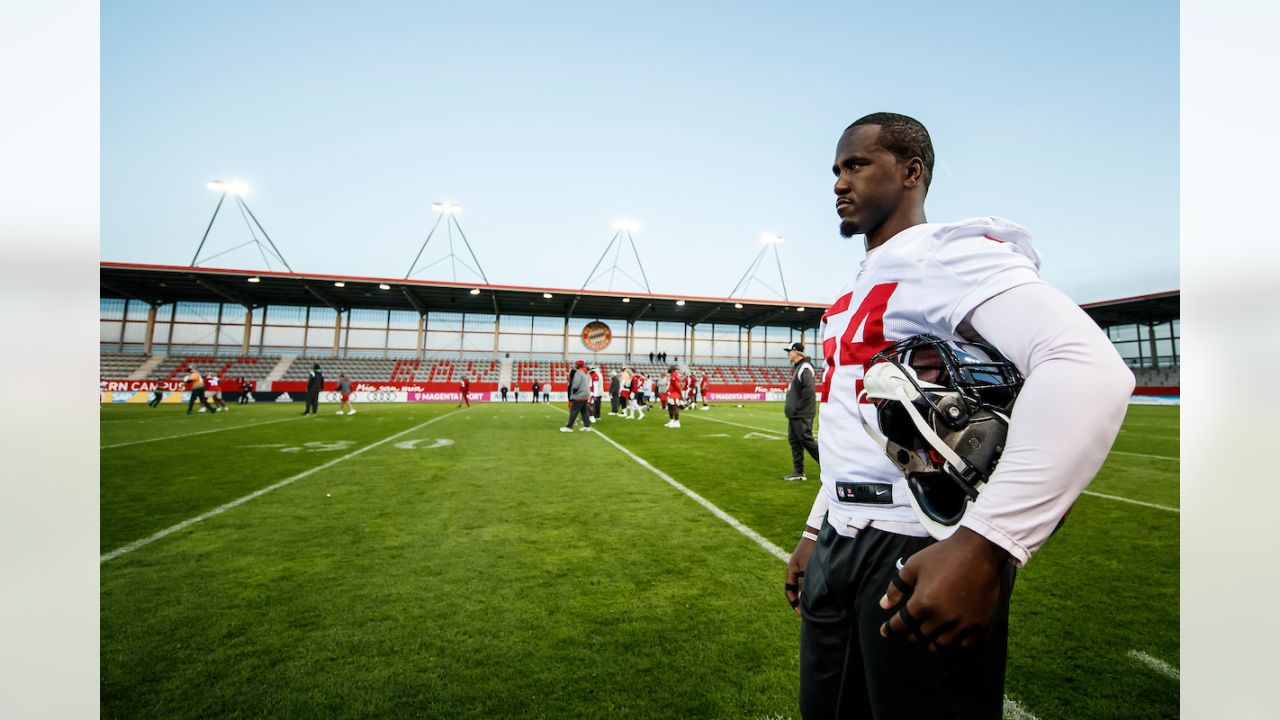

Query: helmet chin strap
[[859, 363, 970, 475]]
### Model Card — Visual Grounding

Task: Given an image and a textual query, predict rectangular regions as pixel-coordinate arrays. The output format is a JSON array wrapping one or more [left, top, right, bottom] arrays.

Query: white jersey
[[814, 217, 1042, 535]]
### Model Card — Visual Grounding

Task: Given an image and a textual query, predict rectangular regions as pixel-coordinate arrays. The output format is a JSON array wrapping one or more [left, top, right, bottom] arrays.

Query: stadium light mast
[[580, 219, 652, 294], [726, 233, 789, 302], [404, 201, 491, 284], [190, 180, 293, 272]]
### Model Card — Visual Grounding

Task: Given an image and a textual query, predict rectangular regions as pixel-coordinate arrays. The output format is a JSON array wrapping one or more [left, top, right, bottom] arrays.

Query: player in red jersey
[[664, 365, 682, 428], [624, 371, 646, 420], [699, 373, 710, 409], [457, 376, 470, 408]]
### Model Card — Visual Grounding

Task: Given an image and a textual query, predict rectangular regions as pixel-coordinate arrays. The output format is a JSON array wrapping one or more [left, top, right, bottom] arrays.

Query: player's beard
[[839, 219, 859, 238]]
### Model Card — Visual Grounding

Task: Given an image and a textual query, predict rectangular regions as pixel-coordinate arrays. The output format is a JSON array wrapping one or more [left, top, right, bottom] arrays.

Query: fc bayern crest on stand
[[581, 321, 612, 351]]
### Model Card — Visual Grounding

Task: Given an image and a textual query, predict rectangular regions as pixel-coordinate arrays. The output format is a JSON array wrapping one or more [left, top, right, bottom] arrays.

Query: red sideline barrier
[[103, 379, 254, 392], [1134, 386, 1179, 396]]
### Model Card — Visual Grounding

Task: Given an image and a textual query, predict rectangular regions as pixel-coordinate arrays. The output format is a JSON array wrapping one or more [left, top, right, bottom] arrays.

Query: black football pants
[[304, 390, 319, 414], [788, 416, 820, 474], [799, 521, 1015, 720], [566, 399, 592, 428]]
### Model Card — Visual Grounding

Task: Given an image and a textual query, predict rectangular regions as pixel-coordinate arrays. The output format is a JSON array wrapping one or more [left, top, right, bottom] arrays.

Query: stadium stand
[[99, 353, 151, 378], [1132, 367, 1180, 387], [147, 355, 276, 382], [277, 356, 501, 384]]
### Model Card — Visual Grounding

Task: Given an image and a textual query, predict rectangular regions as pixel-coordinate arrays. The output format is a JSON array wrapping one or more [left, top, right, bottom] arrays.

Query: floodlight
[[734, 302, 743, 309], [612, 219, 640, 232], [797, 307, 806, 312], [247, 276, 261, 283], [470, 288, 481, 295], [334, 281, 346, 288], [543, 292, 554, 299], [622, 297, 631, 303], [676, 299, 686, 306], [207, 180, 250, 196], [761, 234, 785, 245], [432, 202, 461, 215], [379, 283, 391, 290]]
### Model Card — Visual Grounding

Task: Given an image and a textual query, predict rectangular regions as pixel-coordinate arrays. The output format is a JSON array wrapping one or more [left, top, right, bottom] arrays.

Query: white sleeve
[[925, 234, 1042, 334], [806, 487, 829, 530], [960, 282, 1135, 566]]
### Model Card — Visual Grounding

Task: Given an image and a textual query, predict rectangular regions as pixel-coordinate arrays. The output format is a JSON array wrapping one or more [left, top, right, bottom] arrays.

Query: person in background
[[500, 384, 509, 402], [148, 384, 164, 408], [664, 365, 682, 428], [513, 383, 521, 403], [590, 366, 604, 420], [531, 380, 541, 404], [609, 371, 621, 415], [185, 366, 217, 415], [457, 375, 471, 408], [783, 342, 819, 482], [208, 373, 229, 412], [560, 360, 593, 432], [303, 363, 323, 415], [336, 374, 355, 415]]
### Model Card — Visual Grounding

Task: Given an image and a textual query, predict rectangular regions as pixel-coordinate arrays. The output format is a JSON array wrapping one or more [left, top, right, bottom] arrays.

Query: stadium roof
[[1079, 290, 1180, 327], [100, 262, 822, 330]]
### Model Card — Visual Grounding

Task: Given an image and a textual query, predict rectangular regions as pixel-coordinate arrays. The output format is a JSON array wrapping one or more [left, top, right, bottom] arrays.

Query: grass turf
[[101, 400, 1178, 718]]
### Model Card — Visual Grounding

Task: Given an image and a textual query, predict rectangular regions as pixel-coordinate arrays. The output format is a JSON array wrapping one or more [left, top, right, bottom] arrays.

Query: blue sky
[[102, 0, 1177, 305]]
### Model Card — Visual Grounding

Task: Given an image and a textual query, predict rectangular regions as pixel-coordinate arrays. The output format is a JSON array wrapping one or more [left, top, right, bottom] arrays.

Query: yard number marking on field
[[101, 409, 466, 564], [393, 438, 454, 450]]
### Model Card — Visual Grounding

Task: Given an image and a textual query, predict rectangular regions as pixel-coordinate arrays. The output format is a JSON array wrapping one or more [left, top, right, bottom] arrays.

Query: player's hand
[[878, 527, 1010, 651], [785, 533, 816, 616]]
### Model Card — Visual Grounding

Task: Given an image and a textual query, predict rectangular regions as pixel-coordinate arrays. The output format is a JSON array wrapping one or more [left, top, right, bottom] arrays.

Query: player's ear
[[903, 157, 924, 189]]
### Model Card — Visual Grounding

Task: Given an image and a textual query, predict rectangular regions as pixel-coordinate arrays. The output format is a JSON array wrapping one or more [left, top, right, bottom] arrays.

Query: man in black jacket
[[783, 342, 819, 481], [303, 363, 323, 415]]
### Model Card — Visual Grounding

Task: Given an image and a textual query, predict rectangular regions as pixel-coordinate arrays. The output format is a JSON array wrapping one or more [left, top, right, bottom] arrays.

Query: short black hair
[[847, 112, 934, 191]]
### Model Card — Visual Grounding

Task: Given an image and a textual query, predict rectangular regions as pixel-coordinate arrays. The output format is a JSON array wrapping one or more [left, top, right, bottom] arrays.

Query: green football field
[[100, 400, 1179, 719]]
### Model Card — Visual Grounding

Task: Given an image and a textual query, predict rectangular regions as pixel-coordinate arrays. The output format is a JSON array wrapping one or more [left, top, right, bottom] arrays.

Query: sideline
[[101, 408, 465, 563], [101, 414, 307, 449]]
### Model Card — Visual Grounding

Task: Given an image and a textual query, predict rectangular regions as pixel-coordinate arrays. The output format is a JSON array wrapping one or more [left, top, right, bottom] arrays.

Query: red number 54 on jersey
[[819, 282, 898, 403]]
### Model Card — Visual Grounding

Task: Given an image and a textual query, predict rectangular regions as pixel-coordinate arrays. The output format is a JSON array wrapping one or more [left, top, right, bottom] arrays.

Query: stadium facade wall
[[101, 298, 803, 367]]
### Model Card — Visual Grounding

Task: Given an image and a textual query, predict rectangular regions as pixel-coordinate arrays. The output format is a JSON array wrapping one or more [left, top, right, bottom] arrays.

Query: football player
[[664, 365, 683, 428], [207, 373, 228, 411], [184, 366, 217, 415], [786, 113, 1134, 719]]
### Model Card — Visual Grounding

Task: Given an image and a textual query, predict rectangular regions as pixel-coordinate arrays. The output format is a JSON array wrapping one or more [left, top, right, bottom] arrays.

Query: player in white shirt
[[785, 113, 1133, 719]]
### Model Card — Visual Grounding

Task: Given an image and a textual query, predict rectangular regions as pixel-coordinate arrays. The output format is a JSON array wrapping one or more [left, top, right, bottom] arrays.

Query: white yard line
[[589, 429, 791, 563], [100, 415, 307, 449], [1109, 450, 1179, 462], [100, 409, 464, 564], [553, 406, 1040, 720], [1083, 491, 1179, 513], [551, 407, 789, 562], [1128, 650, 1179, 680]]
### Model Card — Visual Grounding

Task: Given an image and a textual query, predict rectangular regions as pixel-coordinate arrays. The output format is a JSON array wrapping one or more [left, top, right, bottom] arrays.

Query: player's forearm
[[961, 283, 1135, 565]]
